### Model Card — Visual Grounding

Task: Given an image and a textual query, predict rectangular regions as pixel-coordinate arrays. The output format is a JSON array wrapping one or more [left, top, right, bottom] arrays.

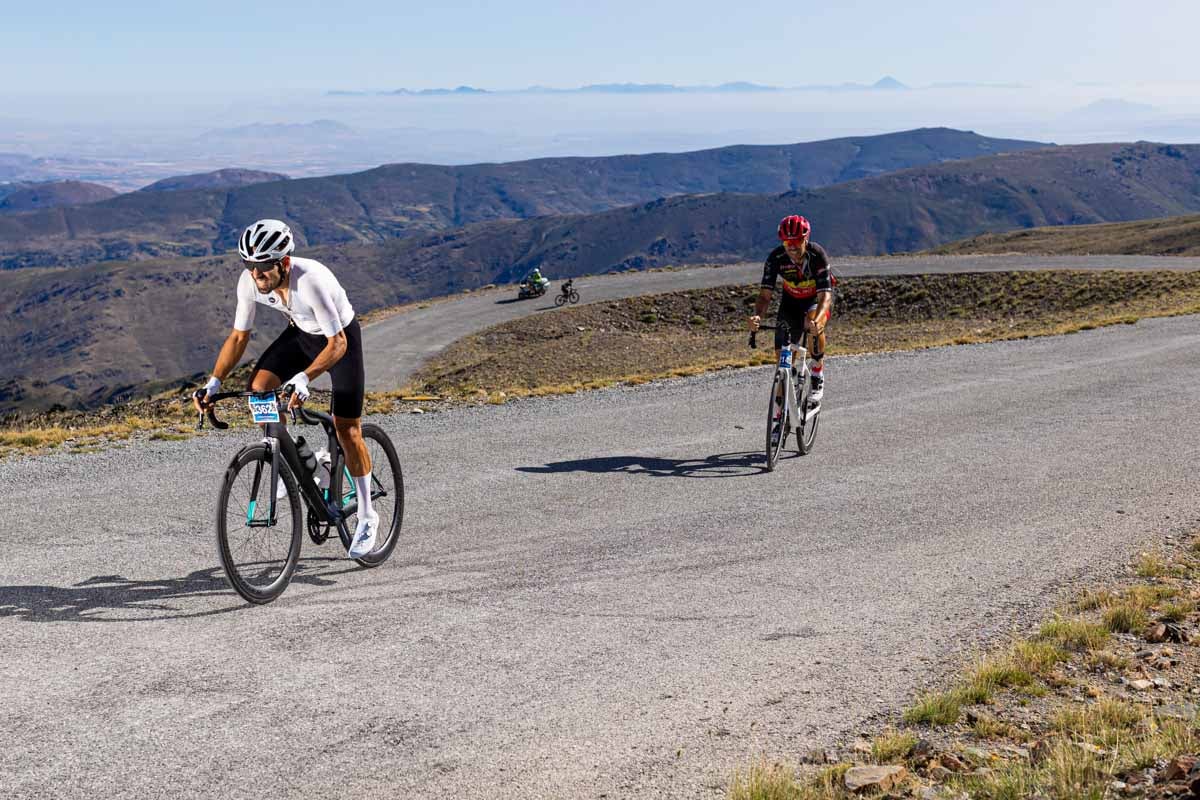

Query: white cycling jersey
[[233, 256, 355, 337]]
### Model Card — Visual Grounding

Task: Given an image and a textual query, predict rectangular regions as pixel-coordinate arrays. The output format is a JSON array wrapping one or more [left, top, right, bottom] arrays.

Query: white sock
[[353, 474, 374, 520]]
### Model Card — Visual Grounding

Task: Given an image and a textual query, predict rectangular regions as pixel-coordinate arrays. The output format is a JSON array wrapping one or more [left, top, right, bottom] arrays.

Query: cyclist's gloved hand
[[195, 376, 220, 411], [287, 372, 311, 407], [748, 315, 761, 333]]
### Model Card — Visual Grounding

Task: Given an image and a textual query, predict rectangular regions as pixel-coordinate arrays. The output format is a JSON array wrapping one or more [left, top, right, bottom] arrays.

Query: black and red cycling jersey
[[760, 241, 834, 301]]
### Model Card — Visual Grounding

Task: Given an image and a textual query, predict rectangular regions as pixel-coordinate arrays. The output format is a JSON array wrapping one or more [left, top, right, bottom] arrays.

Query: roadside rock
[[801, 748, 833, 764], [843, 765, 907, 794], [1163, 756, 1197, 782]]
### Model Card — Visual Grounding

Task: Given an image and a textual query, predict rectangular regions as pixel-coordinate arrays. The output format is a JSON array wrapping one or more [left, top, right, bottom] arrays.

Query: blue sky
[[4, 0, 1199, 93]]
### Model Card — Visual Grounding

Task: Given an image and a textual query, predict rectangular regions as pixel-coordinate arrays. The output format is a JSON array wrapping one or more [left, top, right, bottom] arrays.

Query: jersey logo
[[268, 296, 278, 304]]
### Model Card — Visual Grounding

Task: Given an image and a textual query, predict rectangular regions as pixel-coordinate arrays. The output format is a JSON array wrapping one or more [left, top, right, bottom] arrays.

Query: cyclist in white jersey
[[193, 219, 379, 558]]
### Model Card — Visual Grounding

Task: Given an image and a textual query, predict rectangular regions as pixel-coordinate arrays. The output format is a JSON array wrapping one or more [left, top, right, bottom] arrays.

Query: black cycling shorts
[[774, 295, 832, 350], [252, 318, 365, 419]]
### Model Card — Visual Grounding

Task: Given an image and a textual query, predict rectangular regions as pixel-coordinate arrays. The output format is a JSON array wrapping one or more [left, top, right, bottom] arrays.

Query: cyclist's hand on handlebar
[[193, 376, 220, 413], [286, 372, 311, 410], [748, 315, 761, 333]]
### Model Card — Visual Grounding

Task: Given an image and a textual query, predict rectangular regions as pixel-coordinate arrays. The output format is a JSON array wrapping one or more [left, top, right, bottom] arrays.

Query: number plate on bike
[[247, 392, 280, 424], [778, 349, 793, 369]]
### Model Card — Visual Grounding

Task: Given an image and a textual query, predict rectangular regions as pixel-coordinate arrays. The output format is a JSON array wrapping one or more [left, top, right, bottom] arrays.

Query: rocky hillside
[[137, 168, 289, 193], [0, 128, 1044, 269], [0, 180, 119, 214]]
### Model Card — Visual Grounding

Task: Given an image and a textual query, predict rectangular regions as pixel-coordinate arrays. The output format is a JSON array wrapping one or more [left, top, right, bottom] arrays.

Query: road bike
[[554, 280, 580, 307], [750, 321, 821, 470], [196, 387, 403, 604]]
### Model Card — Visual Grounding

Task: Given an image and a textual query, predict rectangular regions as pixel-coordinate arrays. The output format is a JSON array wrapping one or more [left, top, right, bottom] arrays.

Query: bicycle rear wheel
[[555, 293, 567, 307], [795, 364, 819, 455], [331, 423, 404, 567], [216, 444, 303, 604], [764, 371, 788, 471]]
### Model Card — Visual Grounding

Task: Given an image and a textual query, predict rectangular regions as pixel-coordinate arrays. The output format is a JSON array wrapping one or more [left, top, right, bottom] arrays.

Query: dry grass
[[1036, 618, 1110, 652], [870, 729, 917, 764], [1100, 602, 1149, 633], [904, 689, 966, 726], [0, 415, 175, 457], [1134, 551, 1169, 578], [726, 761, 849, 800]]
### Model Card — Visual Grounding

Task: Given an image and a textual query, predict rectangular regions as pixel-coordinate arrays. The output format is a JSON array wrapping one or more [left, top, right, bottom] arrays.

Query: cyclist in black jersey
[[748, 214, 833, 402]]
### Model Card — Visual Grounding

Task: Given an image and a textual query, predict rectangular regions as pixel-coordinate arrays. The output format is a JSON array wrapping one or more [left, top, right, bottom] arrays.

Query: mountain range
[[329, 77, 912, 96], [0, 128, 1046, 270], [0, 181, 119, 214], [4, 139, 1199, 413]]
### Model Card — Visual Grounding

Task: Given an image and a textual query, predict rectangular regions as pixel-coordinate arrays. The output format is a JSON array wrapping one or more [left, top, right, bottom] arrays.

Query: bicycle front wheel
[[764, 371, 788, 471], [795, 365, 819, 455], [216, 444, 303, 604], [568, 290, 580, 304], [331, 423, 405, 567]]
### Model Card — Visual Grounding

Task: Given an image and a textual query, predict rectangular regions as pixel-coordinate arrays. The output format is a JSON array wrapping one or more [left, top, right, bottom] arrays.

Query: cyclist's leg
[[250, 325, 306, 396], [804, 300, 831, 400], [326, 321, 375, 536], [773, 302, 805, 405]]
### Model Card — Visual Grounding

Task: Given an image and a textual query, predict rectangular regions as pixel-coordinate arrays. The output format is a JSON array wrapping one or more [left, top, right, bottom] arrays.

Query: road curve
[[4, 313, 1200, 798], [361, 254, 1200, 391]]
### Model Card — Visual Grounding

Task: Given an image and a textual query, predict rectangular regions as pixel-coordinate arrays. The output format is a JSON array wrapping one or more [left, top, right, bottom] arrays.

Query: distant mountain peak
[[138, 168, 289, 193], [872, 76, 908, 90]]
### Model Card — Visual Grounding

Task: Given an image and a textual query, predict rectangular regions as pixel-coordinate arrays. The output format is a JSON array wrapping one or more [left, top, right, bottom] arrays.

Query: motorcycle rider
[[524, 268, 549, 294]]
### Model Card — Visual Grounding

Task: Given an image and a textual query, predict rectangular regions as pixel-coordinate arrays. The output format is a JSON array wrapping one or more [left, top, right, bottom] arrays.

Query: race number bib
[[778, 349, 793, 369], [248, 392, 280, 424]]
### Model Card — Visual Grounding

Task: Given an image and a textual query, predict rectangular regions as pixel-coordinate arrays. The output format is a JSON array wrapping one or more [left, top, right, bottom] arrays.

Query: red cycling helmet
[[777, 214, 811, 242]]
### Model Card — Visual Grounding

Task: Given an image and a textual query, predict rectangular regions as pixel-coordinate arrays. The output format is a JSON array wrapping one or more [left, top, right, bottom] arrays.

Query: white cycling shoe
[[348, 510, 379, 559], [809, 373, 825, 404]]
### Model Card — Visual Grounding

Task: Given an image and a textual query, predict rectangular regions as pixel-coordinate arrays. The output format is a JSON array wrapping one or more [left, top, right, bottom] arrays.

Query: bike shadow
[[0, 556, 360, 623], [516, 450, 795, 479]]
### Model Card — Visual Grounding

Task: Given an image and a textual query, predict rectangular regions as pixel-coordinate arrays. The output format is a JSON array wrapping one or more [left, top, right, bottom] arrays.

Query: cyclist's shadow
[[0, 557, 358, 623], [516, 450, 793, 478]]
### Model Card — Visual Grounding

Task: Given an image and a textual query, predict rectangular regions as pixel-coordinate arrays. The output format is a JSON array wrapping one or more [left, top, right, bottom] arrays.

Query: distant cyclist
[[193, 219, 379, 559], [749, 214, 833, 402]]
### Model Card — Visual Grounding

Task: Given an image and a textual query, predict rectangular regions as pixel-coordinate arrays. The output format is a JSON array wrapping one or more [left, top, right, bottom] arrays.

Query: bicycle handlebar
[[748, 322, 808, 350], [193, 385, 321, 430]]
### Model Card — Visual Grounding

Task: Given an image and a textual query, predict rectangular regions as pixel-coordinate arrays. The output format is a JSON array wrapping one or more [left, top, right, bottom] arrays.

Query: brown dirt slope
[[932, 214, 1200, 256], [410, 270, 1200, 398]]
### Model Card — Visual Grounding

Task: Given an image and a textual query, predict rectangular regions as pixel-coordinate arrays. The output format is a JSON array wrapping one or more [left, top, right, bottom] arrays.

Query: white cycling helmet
[[238, 219, 295, 263]]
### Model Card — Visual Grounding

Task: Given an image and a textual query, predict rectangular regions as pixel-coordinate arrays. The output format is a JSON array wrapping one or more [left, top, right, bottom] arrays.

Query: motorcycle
[[517, 280, 548, 300]]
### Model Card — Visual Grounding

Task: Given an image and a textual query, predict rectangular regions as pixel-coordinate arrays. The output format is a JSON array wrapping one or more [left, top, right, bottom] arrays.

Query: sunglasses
[[244, 258, 284, 274]]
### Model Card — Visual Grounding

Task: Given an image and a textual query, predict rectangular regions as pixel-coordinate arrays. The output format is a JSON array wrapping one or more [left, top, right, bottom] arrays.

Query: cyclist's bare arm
[[806, 291, 833, 334], [194, 329, 251, 412], [749, 287, 773, 331]]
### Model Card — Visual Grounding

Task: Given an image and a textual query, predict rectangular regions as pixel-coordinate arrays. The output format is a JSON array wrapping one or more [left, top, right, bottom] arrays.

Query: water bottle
[[313, 448, 332, 493], [295, 436, 318, 478]]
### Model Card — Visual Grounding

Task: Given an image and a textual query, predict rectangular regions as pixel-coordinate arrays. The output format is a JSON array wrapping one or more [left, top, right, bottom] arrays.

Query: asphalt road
[[4, 312, 1200, 799], [361, 254, 1200, 391]]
